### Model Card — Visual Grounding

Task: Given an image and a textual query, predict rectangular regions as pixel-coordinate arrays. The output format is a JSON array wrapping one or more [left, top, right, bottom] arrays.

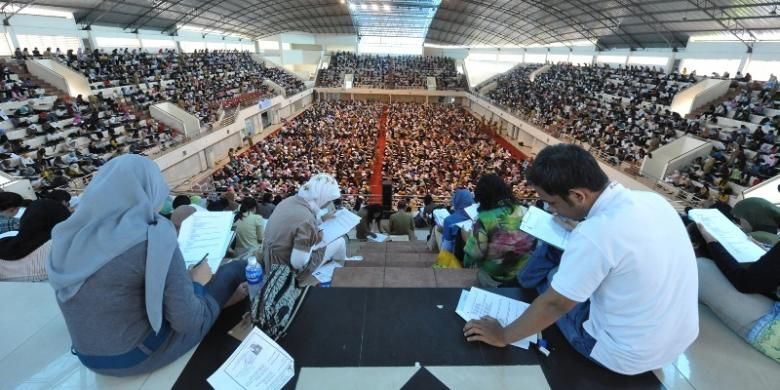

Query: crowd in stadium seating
[[0, 80, 182, 192], [1, 66, 44, 103], [665, 79, 780, 200], [211, 100, 382, 201], [383, 103, 531, 202], [65, 48, 304, 124], [317, 52, 466, 90], [485, 62, 780, 205]]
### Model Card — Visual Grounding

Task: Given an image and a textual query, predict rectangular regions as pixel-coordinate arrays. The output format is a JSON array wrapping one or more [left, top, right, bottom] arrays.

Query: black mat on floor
[[173, 288, 663, 389]]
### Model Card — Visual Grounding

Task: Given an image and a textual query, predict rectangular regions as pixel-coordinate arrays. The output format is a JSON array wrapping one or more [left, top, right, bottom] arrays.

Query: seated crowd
[[0, 79, 182, 192], [487, 63, 780, 206], [488, 64, 695, 164], [317, 52, 466, 90], [383, 103, 532, 204], [211, 100, 382, 202], [64, 48, 304, 124], [0, 64, 44, 103], [1, 142, 776, 380], [662, 79, 780, 203]]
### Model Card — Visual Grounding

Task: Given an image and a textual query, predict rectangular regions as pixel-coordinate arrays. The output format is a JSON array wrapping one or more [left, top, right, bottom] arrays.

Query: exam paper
[[455, 219, 474, 232], [207, 327, 294, 390], [432, 208, 450, 227], [178, 211, 235, 272], [464, 203, 480, 220], [519, 206, 570, 250], [688, 208, 766, 263], [315, 209, 361, 249], [456, 288, 536, 349]]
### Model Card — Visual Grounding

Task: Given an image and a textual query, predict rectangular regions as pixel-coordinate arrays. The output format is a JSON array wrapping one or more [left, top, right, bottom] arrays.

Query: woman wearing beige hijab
[[262, 173, 358, 286]]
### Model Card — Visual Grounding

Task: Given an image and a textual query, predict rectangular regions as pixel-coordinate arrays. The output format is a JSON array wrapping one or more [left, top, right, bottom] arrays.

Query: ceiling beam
[[451, 0, 572, 47]]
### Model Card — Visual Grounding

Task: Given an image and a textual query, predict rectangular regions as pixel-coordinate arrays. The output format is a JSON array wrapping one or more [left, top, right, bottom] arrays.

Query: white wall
[[150, 102, 201, 138], [26, 59, 91, 97], [742, 175, 780, 205], [640, 136, 711, 181], [316, 34, 358, 53], [670, 78, 731, 116]]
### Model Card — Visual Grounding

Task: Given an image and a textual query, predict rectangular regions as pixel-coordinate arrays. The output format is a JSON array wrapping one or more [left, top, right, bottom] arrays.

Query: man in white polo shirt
[[463, 144, 698, 375]]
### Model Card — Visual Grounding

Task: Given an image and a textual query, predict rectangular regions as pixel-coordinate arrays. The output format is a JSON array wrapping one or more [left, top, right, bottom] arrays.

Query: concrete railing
[[670, 78, 731, 117], [150, 102, 201, 138], [741, 173, 780, 204], [529, 64, 552, 82], [25, 59, 91, 97], [262, 79, 286, 97]]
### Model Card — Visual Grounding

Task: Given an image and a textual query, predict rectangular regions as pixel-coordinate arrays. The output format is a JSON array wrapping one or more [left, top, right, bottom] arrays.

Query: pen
[[191, 253, 209, 269]]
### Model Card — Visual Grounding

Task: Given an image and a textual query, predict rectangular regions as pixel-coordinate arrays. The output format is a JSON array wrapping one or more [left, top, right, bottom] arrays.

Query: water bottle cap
[[248, 256, 258, 266]]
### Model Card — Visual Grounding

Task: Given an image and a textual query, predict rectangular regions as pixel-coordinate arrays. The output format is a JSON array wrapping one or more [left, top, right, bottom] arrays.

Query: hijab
[[297, 173, 340, 213], [46, 155, 177, 333], [732, 197, 780, 234], [0, 199, 69, 260], [443, 188, 475, 237]]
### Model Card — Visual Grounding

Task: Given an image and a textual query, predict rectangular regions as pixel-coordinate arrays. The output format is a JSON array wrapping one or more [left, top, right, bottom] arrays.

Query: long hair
[[474, 174, 515, 211], [235, 197, 257, 222]]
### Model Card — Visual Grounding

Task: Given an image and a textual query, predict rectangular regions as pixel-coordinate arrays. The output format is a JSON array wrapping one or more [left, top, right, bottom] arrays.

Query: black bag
[[250, 263, 309, 340]]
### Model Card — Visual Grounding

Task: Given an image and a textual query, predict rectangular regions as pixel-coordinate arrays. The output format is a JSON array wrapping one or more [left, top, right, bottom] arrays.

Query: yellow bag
[[436, 250, 463, 269]]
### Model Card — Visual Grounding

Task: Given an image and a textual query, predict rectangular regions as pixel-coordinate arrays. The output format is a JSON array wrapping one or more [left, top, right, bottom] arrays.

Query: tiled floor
[[2, 236, 779, 389]]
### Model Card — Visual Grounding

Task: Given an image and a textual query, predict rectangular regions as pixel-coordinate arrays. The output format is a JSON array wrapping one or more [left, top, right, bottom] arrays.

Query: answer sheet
[[207, 327, 294, 390], [178, 211, 235, 272], [464, 203, 480, 220], [519, 206, 570, 250], [315, 209, 361, 249], [689, 208, 766, 263], [433, 208, 450, 227], [456, 288, 536, 349]]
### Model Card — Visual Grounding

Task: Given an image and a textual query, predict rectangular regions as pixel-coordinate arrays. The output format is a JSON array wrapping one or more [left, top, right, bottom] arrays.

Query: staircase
[[1, 59, 69, 99], [332, 241, 479, 288]]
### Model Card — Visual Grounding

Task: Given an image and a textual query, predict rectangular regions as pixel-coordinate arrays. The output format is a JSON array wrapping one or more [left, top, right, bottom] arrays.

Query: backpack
[[250, 263, 309, 340]]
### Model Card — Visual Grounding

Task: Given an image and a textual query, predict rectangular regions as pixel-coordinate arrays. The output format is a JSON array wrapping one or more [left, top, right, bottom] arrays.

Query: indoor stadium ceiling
[[16, 0, 780, 49]]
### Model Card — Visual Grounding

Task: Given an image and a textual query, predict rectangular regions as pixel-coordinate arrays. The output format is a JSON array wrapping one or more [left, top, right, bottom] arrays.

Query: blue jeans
[[518, 243, 598, 362], [205, 259, 248, 306]]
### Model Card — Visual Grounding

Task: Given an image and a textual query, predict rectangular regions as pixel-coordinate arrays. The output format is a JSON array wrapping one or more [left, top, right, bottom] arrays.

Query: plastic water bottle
[[245, 256, 264, 300]]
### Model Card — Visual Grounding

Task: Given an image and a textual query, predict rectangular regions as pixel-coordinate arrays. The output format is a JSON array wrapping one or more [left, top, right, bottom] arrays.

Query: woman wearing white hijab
[[263, 173, 355, 286], [47, 155, 247, 376]]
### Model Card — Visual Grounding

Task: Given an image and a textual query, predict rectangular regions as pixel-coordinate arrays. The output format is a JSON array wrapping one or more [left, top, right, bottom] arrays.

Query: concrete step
[[348, 251, 437, 268], [356, 241, 431, 255], [331, 266, 477, 288]]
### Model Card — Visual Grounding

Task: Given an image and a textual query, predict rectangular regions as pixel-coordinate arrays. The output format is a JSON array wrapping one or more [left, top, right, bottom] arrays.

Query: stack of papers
[[178, 211, 236, 272], [207, 327, 294, 390], [688, 208, 766, 263], [456, 287, 537, 349], [519, 206, 570, 250], [314, 209, 361, 250]]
